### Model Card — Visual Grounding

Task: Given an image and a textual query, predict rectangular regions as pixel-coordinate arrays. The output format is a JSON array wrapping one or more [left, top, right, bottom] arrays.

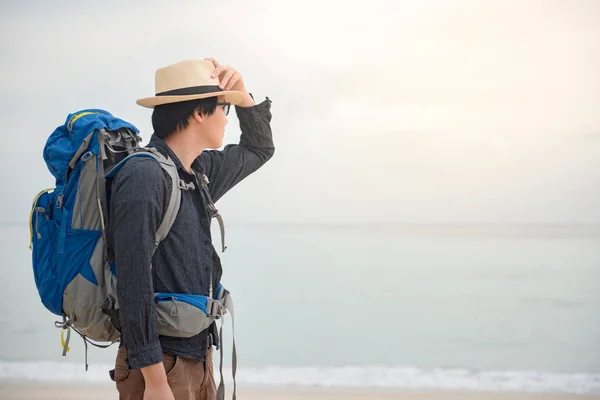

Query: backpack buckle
[[206, 299, 224, 318], [178, 179, 195, 191], [80, 151, 93, 162]]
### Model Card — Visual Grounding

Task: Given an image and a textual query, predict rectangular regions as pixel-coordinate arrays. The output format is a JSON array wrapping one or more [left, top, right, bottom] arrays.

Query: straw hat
[[136, 59, 245, 108]]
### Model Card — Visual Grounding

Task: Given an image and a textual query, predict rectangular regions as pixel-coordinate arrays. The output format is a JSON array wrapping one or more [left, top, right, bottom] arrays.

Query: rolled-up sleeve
[[110, 158, 168, 369], [195, 97, 275, 202]]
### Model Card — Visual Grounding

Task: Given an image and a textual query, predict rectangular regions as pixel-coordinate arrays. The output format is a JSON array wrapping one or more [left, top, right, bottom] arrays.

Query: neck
[[162, 128, 206, 172]]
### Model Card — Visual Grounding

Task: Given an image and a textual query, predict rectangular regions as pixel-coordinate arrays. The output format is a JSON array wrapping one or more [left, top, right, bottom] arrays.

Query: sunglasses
[[216, 102, 231, 116]]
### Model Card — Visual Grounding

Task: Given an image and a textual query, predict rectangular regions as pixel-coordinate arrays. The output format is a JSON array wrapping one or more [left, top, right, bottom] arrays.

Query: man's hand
[[205, 57, 255, 108], [141, 362, 175, 400]]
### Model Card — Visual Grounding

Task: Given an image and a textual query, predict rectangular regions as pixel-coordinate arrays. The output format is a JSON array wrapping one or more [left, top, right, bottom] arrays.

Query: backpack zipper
[[67, 111, 104, 132]]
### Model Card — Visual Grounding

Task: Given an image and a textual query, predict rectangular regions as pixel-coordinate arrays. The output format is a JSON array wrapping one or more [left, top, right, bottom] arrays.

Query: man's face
[[197, 96, 229, 149]]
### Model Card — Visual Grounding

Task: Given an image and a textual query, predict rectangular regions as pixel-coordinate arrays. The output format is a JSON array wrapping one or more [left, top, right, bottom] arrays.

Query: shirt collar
[[147, 134, 206, 176], [147, 134, 185, 171]]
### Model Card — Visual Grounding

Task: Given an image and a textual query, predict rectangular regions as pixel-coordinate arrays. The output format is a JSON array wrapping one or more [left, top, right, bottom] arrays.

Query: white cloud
[[1, 0, 599, 223]]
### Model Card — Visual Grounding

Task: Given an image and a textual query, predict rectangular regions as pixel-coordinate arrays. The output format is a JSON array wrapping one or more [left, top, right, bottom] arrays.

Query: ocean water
[[1, 223, 599, 394]]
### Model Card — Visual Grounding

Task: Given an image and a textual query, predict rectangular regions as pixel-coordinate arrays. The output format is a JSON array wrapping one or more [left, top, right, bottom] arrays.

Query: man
[[108, 58, 274, 400]]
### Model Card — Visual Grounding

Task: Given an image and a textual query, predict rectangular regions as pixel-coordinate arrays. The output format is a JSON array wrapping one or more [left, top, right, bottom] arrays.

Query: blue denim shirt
[[109, 98, 274, 369]]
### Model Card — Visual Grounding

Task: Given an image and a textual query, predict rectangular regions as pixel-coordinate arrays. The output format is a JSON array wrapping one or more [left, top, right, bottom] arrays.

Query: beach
[[0, 384, 599, 400]]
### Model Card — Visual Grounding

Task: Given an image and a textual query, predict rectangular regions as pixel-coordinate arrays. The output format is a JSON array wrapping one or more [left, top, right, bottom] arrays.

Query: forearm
[[196, 97, 274, 201], [237, 96, 274, 154]]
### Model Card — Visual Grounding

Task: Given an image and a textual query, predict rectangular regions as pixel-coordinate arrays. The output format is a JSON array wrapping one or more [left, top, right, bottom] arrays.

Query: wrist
[[141, 362, 168, 387], [237, 90, 255, 108]]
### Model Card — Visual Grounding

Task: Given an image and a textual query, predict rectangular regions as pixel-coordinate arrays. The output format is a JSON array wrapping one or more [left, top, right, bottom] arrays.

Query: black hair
[[151, 96, 218, 140]]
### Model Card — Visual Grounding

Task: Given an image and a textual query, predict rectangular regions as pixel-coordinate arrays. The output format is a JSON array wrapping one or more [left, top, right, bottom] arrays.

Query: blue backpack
[[30, 109, 142, 349], [29, 110, 236, 395]]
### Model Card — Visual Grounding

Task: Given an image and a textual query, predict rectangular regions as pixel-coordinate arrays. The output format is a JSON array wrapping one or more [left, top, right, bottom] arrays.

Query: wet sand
[[0, 384, 597, 400]]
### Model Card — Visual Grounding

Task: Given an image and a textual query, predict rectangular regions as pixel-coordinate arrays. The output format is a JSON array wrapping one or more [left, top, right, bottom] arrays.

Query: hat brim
[[136, 90, 245, 109]]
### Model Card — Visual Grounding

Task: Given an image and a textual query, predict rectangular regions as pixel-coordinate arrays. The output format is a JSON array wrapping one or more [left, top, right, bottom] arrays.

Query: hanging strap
[[83, 335, 89, 371], [55, 316, 114, 371], [226, 294, 237, 400], [215, 213, 227, 253], [216, 293, 237, 400], [217, 321, 225, 400], [199, 175, 227, 252], [56, 316, 71, 356]]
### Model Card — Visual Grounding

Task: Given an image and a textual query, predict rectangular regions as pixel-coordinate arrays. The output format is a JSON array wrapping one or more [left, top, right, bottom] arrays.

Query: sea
[[1, 222, 599, 394]]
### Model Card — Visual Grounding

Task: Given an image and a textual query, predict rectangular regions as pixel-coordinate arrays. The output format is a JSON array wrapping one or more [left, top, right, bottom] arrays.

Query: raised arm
[[196, 98, 274, 202], [193, 58, 275, 202]]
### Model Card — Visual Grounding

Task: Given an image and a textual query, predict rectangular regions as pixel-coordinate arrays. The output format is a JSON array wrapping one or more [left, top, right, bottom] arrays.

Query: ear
[[191, 109, 205, 124]]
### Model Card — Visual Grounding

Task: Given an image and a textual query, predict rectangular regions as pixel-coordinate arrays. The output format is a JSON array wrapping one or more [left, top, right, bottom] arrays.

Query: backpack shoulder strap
[[107, 147, 182, 251], [139, 147, 181, 250]]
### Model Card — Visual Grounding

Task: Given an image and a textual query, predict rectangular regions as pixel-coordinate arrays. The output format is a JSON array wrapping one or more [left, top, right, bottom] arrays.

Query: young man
[[108, 58, 274, 400]]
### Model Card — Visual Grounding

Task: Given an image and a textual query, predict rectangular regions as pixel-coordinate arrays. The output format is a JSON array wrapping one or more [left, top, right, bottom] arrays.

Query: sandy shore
[[0, 384, 597, 400]]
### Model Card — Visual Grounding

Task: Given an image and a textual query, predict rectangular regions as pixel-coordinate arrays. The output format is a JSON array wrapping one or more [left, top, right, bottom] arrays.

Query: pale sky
[[1, 0, 599, 224]]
